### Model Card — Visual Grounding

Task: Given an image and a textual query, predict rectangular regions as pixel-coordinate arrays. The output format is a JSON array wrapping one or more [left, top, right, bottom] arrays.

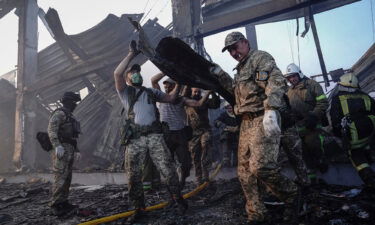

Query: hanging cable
[[370, 0, 375, 43], [140, 0, 162, 24], [153, 0, 170, 19], [296, 18, 301, 68], [286, 20, 295, 63], [140, 0, 151, 22], [142, 0, 151, 15]]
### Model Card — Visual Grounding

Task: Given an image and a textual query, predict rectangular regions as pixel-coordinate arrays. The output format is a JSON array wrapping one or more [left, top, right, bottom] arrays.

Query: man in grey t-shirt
[[148, 73, 213, 188], [113, 41, 187, 222]]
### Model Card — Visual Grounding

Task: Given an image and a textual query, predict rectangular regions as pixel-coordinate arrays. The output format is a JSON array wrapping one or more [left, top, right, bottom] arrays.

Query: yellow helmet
[[338, 72, 359, 88]]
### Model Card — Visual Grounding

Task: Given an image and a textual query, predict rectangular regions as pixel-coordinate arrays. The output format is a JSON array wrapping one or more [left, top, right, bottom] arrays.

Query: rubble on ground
[[0, 178, 374, 225]]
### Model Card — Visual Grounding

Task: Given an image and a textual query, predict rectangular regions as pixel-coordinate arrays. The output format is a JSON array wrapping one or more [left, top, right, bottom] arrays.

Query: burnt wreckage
[[1, 0, 375, 224]]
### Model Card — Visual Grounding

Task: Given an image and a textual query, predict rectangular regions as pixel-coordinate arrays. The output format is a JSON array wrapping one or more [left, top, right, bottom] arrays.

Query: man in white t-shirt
[[113, 41, 187, 222]]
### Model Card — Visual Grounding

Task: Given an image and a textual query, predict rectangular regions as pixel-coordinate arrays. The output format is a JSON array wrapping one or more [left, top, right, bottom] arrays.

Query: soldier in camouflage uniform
[[114, 41, 187, 222], [186, 88, 220, 185], [211, 32, 298, 223], [48, 91, 81, 216]]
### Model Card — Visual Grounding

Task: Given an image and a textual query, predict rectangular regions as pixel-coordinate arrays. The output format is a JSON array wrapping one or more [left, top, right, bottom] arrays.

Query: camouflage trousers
[[125, 133, 181, 209], [238, 116, 298, 222], [50, 143, 75, 207], [189, 129, 211, 184], [280, 126, 310, 185], [142, 153, 161, 187]]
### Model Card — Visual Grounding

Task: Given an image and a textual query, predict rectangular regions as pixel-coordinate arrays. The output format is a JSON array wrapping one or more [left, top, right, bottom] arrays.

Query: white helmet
[[285, 63, 304, 79]]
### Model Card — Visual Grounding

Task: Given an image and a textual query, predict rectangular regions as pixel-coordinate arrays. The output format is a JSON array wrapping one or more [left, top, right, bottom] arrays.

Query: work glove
[[263, 110, 281, 137], [304, 112, 319, 130], [55, 145, 65, 159], [75, 152, 81, 161]]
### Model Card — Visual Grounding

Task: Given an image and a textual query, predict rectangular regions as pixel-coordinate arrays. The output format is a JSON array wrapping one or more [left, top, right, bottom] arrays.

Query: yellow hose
[[78, 163, 222, 225]]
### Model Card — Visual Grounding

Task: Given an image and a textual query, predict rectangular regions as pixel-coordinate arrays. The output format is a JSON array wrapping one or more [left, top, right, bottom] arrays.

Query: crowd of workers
[[45, 31, 375, 224]]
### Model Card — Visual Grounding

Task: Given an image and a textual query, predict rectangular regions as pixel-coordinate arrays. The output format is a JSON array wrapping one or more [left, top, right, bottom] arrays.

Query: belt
[[133, 121, 162, 137], [59, 137, 77, 148], [242, 110, 264, 121]]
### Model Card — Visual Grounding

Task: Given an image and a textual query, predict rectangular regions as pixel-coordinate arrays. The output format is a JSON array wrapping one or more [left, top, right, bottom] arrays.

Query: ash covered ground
[[0, 178, 375, 225]]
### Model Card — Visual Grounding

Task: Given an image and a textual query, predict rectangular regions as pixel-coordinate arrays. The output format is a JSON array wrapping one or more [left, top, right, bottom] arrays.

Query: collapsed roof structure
[[0, 0, 171, 172]]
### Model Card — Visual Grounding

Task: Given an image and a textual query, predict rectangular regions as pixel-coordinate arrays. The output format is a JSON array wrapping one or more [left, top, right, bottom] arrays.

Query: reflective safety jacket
[[329, 90, 375, 149], [287, 78, 328, 125]]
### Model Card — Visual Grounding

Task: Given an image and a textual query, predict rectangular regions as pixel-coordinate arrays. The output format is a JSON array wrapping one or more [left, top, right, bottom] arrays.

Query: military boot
[[62, 201, 78, 211], [126, 208, 146, 224], [51, 202, 76, 217]]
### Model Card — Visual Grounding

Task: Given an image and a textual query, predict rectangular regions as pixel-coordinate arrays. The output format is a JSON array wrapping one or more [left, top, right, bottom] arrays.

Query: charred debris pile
[[0, 178, 374, 225]]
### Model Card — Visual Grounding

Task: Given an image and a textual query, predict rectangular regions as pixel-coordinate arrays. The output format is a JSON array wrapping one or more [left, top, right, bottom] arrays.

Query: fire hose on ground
[[78, 163, 223, 225]]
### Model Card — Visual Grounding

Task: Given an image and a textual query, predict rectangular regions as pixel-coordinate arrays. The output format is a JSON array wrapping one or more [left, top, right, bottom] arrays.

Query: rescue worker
[[284, 63, 330, 181], [186, 87, 220, 185], [114, 41, 187, 222], [212, 31, 298, 223], [149, 73, 215, 189], [48, 91, 81, 216], [329, 72, 375, 189], [214, 102, 239, 167]]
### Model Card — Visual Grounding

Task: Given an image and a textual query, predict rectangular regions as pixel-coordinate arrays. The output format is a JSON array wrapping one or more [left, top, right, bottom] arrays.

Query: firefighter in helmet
[[329, 72, 375, 189], [284, 63, 330, 181]]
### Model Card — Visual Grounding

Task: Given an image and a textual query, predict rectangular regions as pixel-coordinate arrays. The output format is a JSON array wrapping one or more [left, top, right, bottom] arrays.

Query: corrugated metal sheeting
[[353, 43, 375, 94], [27, 14, 171, 168]]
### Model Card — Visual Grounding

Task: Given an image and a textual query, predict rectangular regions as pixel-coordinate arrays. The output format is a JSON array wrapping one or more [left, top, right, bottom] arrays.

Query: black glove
[[304, 112, 319, 130], [279, 107, 298, 130], [129, 40, 140, 54]]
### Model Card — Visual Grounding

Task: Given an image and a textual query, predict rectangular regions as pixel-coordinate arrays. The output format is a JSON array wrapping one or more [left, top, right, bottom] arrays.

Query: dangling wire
[[141, 0, 151, 17], [296, 18, 301, 68], [370, 0, 375, 43], [286, 20, 295, 63], [140, 0, 162, 24], [153, 0, 170, 19]]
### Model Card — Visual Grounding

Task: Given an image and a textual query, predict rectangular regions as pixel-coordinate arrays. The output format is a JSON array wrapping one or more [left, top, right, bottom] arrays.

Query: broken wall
[[0, 79, 16, 173]]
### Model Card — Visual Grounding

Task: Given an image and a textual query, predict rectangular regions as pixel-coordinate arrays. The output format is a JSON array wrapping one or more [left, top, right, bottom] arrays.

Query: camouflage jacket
[[287, 78, 328, 122], [186, 93, 220, 130], [47, 108, 79, 151], [232, 50, 287, 115]]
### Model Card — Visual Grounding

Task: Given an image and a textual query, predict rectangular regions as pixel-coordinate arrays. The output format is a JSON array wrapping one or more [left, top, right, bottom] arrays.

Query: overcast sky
[[0, 0, 374, 91]]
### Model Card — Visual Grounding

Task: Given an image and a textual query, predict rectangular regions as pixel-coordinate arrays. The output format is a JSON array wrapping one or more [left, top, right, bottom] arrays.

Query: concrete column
[[245, 24, 258, 50], [13, 0, 39, 170]]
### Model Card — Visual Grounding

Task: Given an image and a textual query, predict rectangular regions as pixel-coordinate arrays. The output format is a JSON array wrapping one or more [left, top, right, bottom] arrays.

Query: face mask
[[131, 73, 143, 86], [63, 101, 77, 112]]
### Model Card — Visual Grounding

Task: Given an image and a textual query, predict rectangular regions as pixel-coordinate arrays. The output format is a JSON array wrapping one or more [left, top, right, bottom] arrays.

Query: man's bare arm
[[113, 41, 139, 92], [181, 85, 191, 97], [150, 72, 165, 90], [184, 91, 213, 107], [159, 83, 181, 103]]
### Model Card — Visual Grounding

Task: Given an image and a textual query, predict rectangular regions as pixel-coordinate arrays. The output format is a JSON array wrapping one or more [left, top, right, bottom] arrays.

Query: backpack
[[36, 132, 53, 152]]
